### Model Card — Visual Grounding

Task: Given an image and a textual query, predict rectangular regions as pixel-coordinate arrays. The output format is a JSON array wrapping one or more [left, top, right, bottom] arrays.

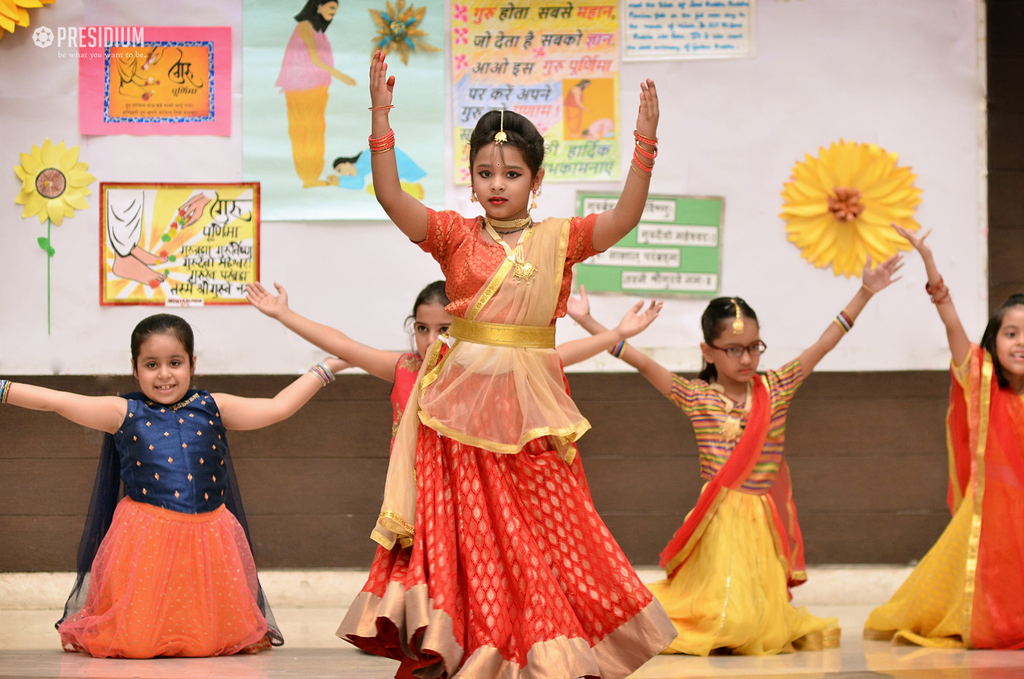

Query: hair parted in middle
[[469, 109, 545, 177], [698, 297, 759, 383], [130, 313, 196, 371]]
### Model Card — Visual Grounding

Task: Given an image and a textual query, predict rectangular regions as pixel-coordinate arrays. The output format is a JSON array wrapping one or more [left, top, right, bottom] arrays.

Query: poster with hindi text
[[100, 183, 259, 306], [624, 0, 753, 60], [574, 192, 723, 297], [451, 0, 620, 183], [79, 27, 231, 136]]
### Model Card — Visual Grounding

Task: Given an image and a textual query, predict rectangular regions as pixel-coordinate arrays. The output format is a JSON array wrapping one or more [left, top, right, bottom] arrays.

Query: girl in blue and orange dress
[[246, 280, 661, 448], [0, 313, 344, 658], [569, 257, 900, 656], [332, 50, 675, 679]]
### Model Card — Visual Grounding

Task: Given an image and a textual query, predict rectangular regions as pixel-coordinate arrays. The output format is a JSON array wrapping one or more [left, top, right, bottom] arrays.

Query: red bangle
[[632, 149, 653, 172], [925, 277, 950, 304], [633, 130, 658, 146], [368, 129, 396, 153], [634, 141, 657, 160]]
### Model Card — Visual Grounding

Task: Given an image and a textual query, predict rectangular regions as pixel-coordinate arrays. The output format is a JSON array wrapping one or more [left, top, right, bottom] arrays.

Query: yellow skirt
[[647, 488, 839, 656], [863, 490, 972, 648]]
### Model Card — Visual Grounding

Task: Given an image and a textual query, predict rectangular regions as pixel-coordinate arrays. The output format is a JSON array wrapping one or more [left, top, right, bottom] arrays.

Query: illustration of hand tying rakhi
[[107, 191, 211, 288], [14, 138, 96, 334]]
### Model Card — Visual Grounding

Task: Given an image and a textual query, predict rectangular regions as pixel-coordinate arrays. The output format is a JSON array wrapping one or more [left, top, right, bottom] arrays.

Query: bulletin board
[[574, 192, 723, 297]]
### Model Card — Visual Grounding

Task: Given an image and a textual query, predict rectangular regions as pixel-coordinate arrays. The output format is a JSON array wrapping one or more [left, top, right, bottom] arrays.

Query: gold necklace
[[483, 220, 537, 281], [486, 216, 533, 233]]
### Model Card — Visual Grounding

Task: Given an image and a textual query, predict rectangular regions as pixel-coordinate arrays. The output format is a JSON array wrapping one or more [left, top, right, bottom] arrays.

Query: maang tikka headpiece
[[494, 108, 508, 145], [731, 298, 744, 335]]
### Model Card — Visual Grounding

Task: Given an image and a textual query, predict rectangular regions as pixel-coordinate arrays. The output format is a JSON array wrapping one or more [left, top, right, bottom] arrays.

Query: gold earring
[[470, 191, 478, 203], [530, 189, 538, 211]]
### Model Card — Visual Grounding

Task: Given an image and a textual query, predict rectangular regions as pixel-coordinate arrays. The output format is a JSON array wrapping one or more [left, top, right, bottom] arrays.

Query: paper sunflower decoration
[[780, 140, 922, 278], [14, 138, 96, 333], [0, 0, 56, 42], [370, 0, 440, 65]]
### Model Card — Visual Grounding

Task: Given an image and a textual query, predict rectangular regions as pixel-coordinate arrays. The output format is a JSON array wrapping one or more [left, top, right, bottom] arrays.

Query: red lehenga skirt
[[338, 433, 676, 678], [58, 497, 271, 658]]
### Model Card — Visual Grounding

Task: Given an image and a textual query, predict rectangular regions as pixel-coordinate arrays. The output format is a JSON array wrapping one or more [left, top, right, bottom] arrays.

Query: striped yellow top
[[667, 359, 804, 494]]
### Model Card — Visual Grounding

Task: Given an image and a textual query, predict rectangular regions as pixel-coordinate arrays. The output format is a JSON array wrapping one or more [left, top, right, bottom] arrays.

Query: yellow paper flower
[[370, 0, 440, 65], [15, 139, 96, 225], [0, 0, 56, 41], [780, 140, 922, 278]]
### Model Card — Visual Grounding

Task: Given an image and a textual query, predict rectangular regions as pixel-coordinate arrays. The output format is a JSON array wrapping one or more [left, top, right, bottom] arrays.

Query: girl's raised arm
[[246, 282, 401, 381], [567, 286, 674, 395], [368, 50, 429, 242], [2, 381, 126, 434], [893, 224, 970, 365], [592, 79, 659, 252], [558, 299, 662, 367], [797, 253, 903, 375], [214, 357, 347, 431]]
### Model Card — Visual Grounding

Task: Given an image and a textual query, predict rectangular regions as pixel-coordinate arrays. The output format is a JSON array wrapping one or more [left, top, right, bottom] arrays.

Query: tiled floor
[[3, 569, 1023, 679]]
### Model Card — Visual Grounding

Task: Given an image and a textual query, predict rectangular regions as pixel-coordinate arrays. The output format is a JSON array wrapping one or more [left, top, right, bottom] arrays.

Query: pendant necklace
[[484, 218, 536, 281]]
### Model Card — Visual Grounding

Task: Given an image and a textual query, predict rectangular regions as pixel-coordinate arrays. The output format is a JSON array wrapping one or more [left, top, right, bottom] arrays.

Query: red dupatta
[[659, 374, 807, 587], [948, 345, 1024, 649], [660, 376, 768, 573]]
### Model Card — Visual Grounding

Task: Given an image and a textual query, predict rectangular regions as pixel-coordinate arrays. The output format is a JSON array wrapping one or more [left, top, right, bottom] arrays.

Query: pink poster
[[79, 26, 231, 136]]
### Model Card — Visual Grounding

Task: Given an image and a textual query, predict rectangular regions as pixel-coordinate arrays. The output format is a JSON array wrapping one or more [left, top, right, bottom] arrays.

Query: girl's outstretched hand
[[893, 223, 932, 257], [566, 284, 592, 322], [322, 357, 351, 374], [246, 282, 290, 319], [862, 253, 904, 293], [369, 50, 395, 109], [617, 300, 663, 339], [635, 79, 659, 142]]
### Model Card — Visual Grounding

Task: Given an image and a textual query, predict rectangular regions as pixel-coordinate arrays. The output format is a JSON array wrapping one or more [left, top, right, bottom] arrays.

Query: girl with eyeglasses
[[567, 253, 902, 656]]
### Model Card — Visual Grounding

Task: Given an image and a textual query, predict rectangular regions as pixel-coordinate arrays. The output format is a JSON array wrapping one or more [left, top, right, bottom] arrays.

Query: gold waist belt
[[449, 316, 555, 349]]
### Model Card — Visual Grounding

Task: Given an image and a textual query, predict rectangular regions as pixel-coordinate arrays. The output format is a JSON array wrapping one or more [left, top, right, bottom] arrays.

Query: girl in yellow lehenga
[[570, 258, 901, 656], [865, 225, 1024, 649]]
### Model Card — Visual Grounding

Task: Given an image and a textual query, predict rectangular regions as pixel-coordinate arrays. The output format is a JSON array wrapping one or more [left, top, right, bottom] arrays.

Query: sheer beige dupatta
[[371, 217, 591, 549]]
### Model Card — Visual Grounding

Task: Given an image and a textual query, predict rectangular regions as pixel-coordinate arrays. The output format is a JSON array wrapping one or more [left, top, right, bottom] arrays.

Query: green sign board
[[575, 192, 723, 297]]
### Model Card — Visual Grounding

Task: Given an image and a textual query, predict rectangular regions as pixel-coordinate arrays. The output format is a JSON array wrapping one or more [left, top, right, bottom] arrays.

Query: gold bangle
[[630, 162, 651, 180], [861, 283, 877, 295]]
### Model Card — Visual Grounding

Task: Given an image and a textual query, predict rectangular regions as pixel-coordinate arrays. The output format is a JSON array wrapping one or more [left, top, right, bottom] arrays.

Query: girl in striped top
[[568, 253, 902, 656]]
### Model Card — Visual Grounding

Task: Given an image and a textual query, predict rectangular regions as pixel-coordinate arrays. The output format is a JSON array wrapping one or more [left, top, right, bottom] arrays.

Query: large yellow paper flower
[[15, 139, 96, 225], [0, 0, 56, 41], [781, 140, 921, 277]]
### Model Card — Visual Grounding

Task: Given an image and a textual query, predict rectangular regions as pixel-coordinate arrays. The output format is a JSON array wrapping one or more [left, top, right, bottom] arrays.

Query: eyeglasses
[[709, 340, 767, 358]]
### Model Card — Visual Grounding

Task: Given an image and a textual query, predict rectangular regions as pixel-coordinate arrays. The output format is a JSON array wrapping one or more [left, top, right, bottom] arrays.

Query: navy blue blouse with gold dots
[[114, 390, 228, 514]]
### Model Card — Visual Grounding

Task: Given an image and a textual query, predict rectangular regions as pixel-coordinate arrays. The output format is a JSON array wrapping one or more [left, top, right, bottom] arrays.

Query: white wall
[[0, 0, 984, 376]]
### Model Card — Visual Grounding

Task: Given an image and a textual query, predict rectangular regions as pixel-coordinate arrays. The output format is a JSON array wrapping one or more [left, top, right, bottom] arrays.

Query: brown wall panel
[[0, 371, 955, 571]]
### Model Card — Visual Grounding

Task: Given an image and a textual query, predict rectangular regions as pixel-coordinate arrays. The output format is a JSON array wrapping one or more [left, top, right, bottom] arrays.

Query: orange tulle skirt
[[58, 497, 271, 658]]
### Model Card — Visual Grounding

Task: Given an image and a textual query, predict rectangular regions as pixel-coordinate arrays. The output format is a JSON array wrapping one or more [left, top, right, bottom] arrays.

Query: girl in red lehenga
[[247, 280, 453, 448], [337, 50, 677, 678], [246, 279, 661, 453], [864, 226, 1024, 649]]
